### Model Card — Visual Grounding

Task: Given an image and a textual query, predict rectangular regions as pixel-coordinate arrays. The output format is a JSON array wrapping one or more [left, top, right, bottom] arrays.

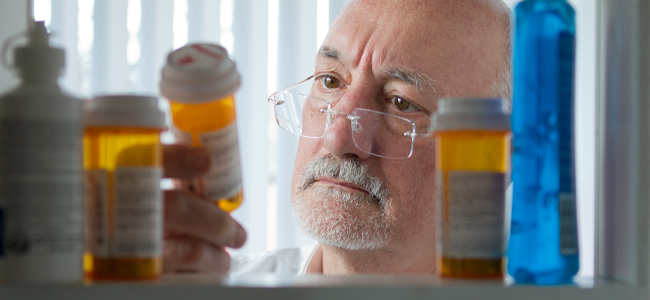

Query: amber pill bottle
[[83, 95, 166, 280], [433, 98, 511, 278], [160, 44, 243, 212]]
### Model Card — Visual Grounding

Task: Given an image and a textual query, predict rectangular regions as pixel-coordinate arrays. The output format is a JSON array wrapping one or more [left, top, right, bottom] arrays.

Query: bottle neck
[[20, 71, 61, 86]]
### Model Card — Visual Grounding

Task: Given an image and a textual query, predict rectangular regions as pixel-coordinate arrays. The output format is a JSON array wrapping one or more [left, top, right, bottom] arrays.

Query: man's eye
[[321, 76, 340, 89], [391, 96, 416, 112]]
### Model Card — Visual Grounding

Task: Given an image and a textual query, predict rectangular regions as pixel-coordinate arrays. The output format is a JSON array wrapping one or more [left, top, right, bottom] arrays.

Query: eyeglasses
[[268, 75, 432, 159]]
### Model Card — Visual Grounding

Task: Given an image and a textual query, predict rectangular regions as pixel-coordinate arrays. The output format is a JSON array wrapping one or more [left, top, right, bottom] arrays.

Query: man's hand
[[162, 144, 247, 273]]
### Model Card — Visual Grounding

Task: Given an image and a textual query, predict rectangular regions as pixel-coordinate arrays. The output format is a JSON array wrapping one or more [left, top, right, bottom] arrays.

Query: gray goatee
[[293, 154, 394, 251]]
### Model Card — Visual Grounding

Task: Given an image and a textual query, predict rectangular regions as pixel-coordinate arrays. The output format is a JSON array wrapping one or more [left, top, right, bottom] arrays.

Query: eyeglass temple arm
[[268, 75, 315, 104], [407, 132, 433, 138]]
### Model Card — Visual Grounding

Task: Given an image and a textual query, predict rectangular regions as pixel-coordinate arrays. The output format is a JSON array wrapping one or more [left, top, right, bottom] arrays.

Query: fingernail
[[187, 147, 210, 172]]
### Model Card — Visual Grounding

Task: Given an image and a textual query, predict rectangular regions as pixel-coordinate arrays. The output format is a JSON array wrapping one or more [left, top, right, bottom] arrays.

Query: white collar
[[298, 243, 322, 275]]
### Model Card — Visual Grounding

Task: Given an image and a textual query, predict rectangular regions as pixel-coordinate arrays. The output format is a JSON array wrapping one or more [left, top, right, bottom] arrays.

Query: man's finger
[[164, 190, 247, 248], [163, 144, 211, 178], [163, 236, 231, 273]]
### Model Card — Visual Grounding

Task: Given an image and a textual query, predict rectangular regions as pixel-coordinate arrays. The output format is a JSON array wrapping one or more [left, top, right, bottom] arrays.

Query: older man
[[162, 0, 511, 274]]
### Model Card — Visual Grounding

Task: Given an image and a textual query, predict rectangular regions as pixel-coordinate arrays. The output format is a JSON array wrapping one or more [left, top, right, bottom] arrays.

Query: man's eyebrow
[[317, 46, 340, 60], [386, 68, 439, 96], [317, 47, 439, 96]]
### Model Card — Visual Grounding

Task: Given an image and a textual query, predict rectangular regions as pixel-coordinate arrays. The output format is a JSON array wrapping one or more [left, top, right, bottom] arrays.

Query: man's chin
[[292, 185, 392, 251]]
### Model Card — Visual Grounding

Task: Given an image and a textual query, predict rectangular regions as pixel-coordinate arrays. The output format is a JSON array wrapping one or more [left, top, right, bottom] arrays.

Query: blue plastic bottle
[[507, 0, 579, 285]]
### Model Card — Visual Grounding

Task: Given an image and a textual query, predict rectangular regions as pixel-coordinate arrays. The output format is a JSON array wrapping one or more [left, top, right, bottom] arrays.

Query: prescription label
[[87, 169, 109, 257], [112, 167, 163, 257], [442, 171, 506, 259], [198, 122, 242, 201]]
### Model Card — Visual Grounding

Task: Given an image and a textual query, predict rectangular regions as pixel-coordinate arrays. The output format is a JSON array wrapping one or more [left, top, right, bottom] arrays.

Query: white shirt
[[230, 244, 320, 276]]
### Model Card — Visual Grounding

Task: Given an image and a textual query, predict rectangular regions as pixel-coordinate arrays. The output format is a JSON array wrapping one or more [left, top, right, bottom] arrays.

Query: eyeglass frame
[[268, 75, 433, 159]]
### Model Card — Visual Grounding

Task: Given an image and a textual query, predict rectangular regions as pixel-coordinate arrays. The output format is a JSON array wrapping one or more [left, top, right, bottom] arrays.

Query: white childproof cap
[[430, 98, 511, 132], [85, 95, 167, 129], [159, 44, 241, 103]]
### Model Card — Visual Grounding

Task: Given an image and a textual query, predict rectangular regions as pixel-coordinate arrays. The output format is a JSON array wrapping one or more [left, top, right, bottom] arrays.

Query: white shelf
[[0, 275, 642, 300]]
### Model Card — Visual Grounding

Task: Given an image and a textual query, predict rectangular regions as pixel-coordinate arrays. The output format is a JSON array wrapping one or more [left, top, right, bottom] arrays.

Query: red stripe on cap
[[191, 44, 224, 61]]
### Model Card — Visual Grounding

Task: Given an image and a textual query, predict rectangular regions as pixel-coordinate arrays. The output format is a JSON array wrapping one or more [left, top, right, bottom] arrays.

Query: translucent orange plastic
[[169, 95, 243, 212], [84, 127, 163, 280], [435, 130, 510, 278]]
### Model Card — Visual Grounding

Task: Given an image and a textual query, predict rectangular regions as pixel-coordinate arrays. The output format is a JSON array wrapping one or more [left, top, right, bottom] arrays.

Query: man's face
[[290, 0, 508, 271]]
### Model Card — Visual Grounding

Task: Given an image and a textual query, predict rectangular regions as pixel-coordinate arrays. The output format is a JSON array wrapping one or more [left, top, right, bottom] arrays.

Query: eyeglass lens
[[273, 91, 416, 158], [350, 109, 415, 158]]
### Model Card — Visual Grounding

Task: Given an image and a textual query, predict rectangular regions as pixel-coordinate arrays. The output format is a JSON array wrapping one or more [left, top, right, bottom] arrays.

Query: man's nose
[[322, 112, 371, 160], [321, 86, 373, 160]]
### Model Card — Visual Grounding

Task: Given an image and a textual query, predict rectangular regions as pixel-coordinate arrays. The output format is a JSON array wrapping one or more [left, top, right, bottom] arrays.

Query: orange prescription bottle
[[159, 44, 243, 212], [83, 96, 166, 280], [432, 98, 511, 278]]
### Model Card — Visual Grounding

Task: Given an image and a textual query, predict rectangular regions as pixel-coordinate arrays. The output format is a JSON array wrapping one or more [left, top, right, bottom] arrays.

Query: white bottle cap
[[85, 95, 166, 129], [430, 98, 510, 132], [159, 44, 241, 103]]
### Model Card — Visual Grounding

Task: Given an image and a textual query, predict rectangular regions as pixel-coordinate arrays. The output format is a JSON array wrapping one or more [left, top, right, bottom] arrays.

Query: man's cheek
[[396, 180, 437, 234], [291, 138, 323, 196], [387, 158, 436, 214], [298, 136, 324, 157]]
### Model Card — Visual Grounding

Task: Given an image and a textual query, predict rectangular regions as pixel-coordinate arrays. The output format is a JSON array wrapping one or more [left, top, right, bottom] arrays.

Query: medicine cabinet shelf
[[0, 275, 642, 300]]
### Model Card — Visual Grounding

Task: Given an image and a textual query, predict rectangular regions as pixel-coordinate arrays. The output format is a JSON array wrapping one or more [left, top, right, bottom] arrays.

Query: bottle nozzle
[[28, 21, 50, 47], [1, 20, 66, 77]]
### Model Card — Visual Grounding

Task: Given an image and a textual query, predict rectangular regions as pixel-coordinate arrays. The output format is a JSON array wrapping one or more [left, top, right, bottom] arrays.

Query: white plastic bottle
[[0, 21, 83, 282]]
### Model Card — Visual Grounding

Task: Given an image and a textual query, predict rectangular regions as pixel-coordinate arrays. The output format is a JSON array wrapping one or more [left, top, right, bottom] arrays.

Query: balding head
[[331, 0, 512, 104]]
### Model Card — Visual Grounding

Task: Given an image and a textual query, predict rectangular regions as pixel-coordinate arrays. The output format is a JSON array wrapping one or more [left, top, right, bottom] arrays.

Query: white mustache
[[297, 154, 391, 209]]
